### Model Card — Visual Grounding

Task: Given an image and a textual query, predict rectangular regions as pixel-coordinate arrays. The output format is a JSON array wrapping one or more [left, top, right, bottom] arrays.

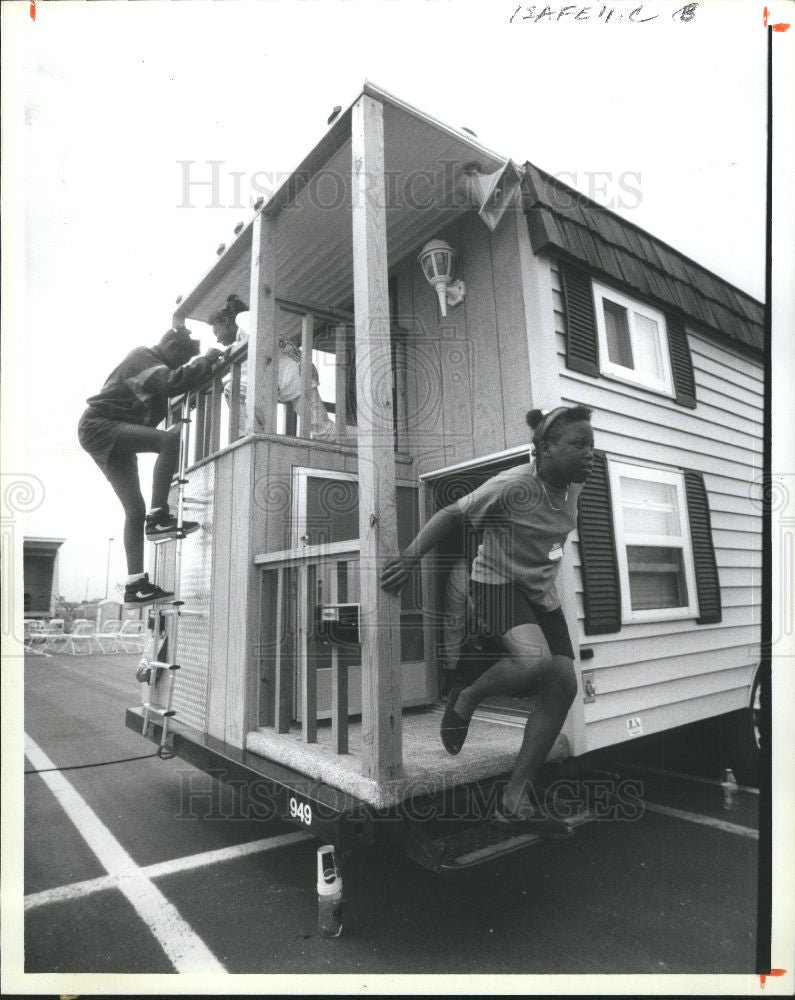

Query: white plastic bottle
[[316, 845, 343, 938], [720, 768, 739, 811]]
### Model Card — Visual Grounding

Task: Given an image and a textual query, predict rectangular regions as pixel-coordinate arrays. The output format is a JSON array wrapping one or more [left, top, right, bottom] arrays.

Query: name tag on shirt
[[548, 543, 563, 561]]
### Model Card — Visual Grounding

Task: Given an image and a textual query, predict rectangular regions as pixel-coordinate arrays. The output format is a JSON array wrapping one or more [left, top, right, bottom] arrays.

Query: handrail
[[165, 343, 249, 461], [255, 541, 360, 567], [165, 304, 408, 464]]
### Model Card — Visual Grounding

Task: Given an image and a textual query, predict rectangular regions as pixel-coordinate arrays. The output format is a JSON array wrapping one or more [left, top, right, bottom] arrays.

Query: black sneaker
[[145, 510, 200, 540], [123, 574, 175, 606]]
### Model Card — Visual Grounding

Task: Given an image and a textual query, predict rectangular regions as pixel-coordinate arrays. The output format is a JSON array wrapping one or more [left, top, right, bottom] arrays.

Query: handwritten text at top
[[509, 3, 699, 24]]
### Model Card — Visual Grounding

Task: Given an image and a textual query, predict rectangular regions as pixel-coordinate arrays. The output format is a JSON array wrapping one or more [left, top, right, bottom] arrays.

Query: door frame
[[290, 466, 427, 720]]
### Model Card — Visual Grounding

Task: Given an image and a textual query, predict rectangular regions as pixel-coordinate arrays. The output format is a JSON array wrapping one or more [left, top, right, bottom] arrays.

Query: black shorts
[[469, 580, 574, 660], [78, 410, 126, 478]]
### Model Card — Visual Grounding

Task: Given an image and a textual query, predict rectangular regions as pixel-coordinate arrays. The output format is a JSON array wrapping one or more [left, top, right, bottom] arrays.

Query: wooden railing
[[255, 543, 361, 757], [165, 300, 361, 465], [165, 339, 248, 462]]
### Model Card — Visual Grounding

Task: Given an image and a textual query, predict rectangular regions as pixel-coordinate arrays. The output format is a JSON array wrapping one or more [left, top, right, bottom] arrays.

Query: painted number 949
[[289, 796, 313, 826]]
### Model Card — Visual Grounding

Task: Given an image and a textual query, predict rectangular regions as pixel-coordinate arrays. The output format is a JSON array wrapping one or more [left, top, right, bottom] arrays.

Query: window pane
[[306, 478, 359, 544], [603, 299, 634, 369], [620, 477, 681, 536], [400, 611, 425, 661], [627, 545, 688, 609], [633, 313, 664, 381]]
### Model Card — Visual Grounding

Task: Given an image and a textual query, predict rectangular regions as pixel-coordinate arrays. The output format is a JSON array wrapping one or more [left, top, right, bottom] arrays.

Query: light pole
[[105, 537, 114, 599]]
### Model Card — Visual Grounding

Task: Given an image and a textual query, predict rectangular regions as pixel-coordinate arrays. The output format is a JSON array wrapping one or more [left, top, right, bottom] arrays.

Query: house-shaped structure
[[135, 83, 763, 814]]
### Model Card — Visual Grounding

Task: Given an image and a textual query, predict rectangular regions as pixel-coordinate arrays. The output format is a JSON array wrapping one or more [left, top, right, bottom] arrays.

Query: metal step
[[142, 703, 176, 719], [149, 532, 191, 545], [141, 659, 180, 672], [404, 810, 593, 872], [156, 607, 205, 617]]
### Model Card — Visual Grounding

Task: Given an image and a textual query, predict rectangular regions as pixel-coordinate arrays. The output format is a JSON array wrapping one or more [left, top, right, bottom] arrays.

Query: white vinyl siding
[[550, 258, 762, 752]]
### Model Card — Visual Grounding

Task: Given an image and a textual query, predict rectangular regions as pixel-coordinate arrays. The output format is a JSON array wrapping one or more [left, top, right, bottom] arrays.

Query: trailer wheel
[[722, 669, 761, 787]]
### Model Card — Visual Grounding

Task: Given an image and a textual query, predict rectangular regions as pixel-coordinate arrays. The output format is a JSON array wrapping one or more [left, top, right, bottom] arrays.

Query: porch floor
[[246, 705, 569, 810]]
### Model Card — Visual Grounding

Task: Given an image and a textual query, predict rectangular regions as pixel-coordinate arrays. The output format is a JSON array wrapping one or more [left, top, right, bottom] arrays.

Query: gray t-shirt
[[455, 463, 582, 611]]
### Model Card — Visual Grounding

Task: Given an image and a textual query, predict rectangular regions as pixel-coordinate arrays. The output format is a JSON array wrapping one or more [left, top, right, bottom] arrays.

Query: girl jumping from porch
[[380, 405, 594, 837]]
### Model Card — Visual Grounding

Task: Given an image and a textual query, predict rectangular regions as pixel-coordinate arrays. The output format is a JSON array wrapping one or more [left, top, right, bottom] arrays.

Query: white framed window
[[592, 281, 675, 396], [607, 460, 698, 623]]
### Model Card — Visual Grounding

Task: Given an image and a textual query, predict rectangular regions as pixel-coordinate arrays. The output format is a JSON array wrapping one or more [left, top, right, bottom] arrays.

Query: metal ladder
[[137, 396, 197, 759]]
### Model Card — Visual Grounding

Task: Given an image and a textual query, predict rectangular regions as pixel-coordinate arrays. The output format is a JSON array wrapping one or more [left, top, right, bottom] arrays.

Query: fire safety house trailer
[[128, 83, 763, 867]]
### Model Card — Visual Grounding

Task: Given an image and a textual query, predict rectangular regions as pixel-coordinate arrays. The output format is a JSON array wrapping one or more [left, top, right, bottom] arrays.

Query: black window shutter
[[560, 261, 600, 377], [683, 470, 722, 624], [577, 450, 621, 634], [666, 313, 697, 408]]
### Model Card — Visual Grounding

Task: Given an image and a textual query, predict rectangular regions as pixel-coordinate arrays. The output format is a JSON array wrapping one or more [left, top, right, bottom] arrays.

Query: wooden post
[[274, 566, 291, 733], [351, 94, 403, 783], [394, 332, 408, 451], [229, 363, 241, 442], [299, 312, 314, 438], [194, 390, 206, 462], [209, 377, 222, 454], [330, 564, 348, 754], [334, 324, 348, 442], [247, 212, 279, 435], [300, 563, 317, 743]]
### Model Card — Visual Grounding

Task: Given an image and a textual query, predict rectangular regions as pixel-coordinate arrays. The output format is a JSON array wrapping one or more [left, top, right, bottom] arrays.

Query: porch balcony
[[160, 82, 551, 799]]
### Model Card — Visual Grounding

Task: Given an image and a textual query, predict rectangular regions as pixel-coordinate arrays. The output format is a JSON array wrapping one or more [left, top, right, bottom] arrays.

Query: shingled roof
[[522, 162, 764, 356]]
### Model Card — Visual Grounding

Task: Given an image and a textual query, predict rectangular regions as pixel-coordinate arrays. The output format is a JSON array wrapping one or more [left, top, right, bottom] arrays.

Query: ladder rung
[[182, 498, 210, 506], [142, 660, 180, 671], [143, 704, 177, 718], [157, 607, 205, 617]]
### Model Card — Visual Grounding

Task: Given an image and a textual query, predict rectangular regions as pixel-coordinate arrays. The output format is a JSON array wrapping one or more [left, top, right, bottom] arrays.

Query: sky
[[2, 0, 793, 602]]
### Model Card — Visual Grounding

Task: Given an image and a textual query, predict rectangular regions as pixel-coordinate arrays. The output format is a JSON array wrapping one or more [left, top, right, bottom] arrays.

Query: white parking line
[[643, 801, 759, 840], [614, 761, 759, 795], [25, 830, 313, 911], [25, 733, 226, 973]]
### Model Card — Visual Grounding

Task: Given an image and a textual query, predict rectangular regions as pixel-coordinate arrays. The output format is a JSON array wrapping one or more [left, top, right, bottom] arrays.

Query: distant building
[[23, 537, 65, 619]]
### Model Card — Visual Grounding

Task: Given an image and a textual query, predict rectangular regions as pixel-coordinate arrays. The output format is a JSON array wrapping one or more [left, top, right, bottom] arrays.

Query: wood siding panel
[[409, 246, 449, 473], [404, 213, 531, 477], [207, 449, 234, 740], [489, 211, 533, 444], [454, 215, 507, 459], [396, 258, 421, 461], [225, 444, 254, 746]]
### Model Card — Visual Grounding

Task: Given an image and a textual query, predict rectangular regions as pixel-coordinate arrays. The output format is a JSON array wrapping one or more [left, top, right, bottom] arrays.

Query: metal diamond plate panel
[[169, 463, 214, 731]]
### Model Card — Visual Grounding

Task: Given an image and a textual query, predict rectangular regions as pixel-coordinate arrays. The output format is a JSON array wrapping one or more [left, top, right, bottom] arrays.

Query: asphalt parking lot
[[19, 650, 761, 978]]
